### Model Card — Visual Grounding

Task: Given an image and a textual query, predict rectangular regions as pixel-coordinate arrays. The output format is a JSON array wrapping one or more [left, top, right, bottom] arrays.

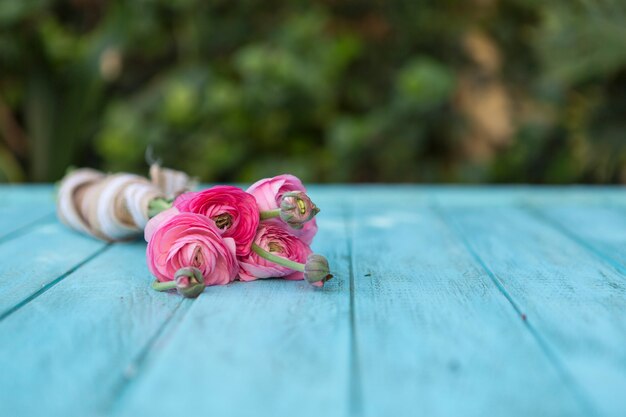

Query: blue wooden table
[[1, 185, 625, 417]]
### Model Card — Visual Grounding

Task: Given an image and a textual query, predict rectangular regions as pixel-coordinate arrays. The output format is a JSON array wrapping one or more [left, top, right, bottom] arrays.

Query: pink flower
[[174, 185, 259, 256], [246, 174, 317, 244], [238, 223, 312, 281], [145, 212, 239, 285], [144, 207, 180, 243]]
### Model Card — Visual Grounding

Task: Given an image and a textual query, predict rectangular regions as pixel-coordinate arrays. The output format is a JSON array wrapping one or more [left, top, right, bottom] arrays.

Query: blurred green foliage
[[0, 0, 624, 183]]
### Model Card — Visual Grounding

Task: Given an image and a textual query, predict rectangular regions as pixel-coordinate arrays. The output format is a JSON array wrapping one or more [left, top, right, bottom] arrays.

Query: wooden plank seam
[[105, 297, 194, 415], [0, 243, 113, 321], [346, 204, 364, 417], [431, 203, 601, 417], [0, 212, 56, 246], [521, 203, 626, 278]]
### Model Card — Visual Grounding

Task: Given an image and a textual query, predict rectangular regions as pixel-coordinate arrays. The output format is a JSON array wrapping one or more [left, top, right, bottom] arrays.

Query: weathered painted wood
[[526, 204, 626, 275], [110, 191, 352, 417], [439, 203, 626, 417], [0, 185, 625, 417], [0, 221, 108, 319], [0, 185, 56, 206], [349, 191, 586, 417], [0, 186, 55, 240], [359, 185, 624, 207], [0, 242, 187, 417]]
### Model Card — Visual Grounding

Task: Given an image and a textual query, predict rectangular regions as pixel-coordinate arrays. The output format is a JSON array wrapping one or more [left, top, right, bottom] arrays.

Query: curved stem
[[259, 209, 281, 220], [151, 280, 177, 291], [251, 243, 305, 272]]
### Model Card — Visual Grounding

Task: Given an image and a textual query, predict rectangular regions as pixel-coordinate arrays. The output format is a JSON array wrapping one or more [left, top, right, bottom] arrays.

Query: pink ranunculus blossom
[[145, 212, 239, 286], [238, 223, 312, 282], [173, 185, 259, 256], [246, 174, 317, 244], [144, 206, 180, 243]]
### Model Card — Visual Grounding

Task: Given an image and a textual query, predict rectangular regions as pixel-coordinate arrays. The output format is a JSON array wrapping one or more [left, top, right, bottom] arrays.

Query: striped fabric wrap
[[56, 164, 194, 242]]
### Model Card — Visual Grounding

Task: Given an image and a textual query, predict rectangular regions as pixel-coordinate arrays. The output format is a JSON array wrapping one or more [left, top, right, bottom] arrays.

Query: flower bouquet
[[57, 167, 332, 297]]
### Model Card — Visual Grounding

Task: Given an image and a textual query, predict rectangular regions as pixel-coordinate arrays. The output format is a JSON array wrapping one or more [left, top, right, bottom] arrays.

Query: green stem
[[251, 243, 305, 272], [259, 209, 281, 220], [152, 280, 177, 291], [148, 198, 173, 218]]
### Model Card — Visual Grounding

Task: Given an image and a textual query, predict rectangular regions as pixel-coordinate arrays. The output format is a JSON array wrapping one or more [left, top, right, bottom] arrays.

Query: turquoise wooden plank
[[526, 204, 626, 275], [1, 185, 624, 417], [439, 202, 626, 417], [339, 185, 623, 210], [0, 185, 55, 206], [0, 206, 54, 242], [0, 221, 108, 319], [0, 186, 55, 239], [110, 191, 351, 417], [431, 186, 624, 208], [0, 242, 187, 417], [349, 191, 586, 417]]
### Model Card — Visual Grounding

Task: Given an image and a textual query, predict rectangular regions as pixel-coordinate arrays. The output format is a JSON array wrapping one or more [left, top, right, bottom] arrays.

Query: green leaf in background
[[396, 58, 455, 109], [0, 0, 624, 183]]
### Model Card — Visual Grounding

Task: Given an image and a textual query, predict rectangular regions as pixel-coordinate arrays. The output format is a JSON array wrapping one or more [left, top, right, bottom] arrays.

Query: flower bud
[[174, 267, 206, 298], [304, 254, 333, 285], [279, 192, 320, 229]]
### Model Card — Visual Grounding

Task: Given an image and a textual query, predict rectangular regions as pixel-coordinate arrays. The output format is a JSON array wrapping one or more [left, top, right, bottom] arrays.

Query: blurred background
[[0, 0, 625, 184]]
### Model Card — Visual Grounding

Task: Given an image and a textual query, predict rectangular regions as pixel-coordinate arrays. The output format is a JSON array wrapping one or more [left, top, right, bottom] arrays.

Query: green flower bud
[[175, 267, 205, 298], [304, 254, 333, 285], [279, 191, 320, 229]]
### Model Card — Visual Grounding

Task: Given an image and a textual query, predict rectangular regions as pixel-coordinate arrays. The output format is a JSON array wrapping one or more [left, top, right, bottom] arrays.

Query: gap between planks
[[104, 297, 194, 415], [105, 202, 361, 417], [521, 203, 626, 278], [431, 203, 601, 417], [346, 203, 364, 417], [0, 243, 113, 321], [0, 212, 56, 246]]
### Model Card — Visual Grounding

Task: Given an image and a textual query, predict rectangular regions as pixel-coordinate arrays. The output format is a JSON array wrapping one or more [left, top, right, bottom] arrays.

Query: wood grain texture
[[438, 201, 626, 417], [526, 203, 626, 275], [0, 185, 624, 417], [110, 190, 352, 417], [0, 221, 108, 319], [350, 190, 585, 417], [0, 185, 55, 241], [0, 242, 187, 416]]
